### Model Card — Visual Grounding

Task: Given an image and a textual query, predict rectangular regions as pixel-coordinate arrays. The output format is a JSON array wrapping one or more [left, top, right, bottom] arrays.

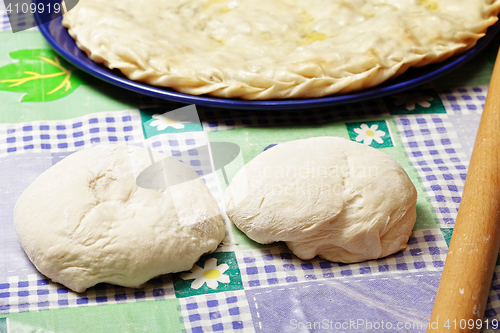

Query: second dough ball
[[224, 137, 417, 263]]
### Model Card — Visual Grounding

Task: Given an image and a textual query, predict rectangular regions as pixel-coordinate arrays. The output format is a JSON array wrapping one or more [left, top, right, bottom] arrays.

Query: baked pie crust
[[62, 0, 500, 100]]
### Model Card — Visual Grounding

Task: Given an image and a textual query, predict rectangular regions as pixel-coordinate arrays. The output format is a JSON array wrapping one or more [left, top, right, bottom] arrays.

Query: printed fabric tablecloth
[[1, 4, 500, 333]]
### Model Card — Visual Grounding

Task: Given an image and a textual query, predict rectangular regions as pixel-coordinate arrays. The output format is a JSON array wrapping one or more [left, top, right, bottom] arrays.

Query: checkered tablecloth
[[0, 2, 9, 31], [1, 6, 500, 333]]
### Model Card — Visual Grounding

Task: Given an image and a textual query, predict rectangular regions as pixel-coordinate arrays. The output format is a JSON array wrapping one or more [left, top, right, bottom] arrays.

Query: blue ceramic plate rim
[[36, 11, 500, 110]]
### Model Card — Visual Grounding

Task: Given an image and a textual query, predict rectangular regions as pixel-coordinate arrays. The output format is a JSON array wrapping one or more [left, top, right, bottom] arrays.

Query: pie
[[62, 0, 500, 99]]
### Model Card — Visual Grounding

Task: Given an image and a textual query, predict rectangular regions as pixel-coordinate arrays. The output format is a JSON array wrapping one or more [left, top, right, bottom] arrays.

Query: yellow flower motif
[[354, 123, 385, 146], [180, 258, 230, 290]]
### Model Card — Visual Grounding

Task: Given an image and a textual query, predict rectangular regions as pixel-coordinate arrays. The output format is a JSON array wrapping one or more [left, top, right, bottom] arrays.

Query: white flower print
[[392, 93, 434, 111], [180, 258, 230, 290], [354, 123, 386, 146], [149, 114, 185, 131]]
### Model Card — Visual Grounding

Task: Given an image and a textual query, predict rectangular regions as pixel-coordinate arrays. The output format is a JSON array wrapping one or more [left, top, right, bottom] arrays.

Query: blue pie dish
[[36, 9, 500, 110]]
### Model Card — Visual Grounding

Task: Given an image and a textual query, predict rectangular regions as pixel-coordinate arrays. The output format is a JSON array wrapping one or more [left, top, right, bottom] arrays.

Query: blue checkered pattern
[[145, 131, 233, 243], [439, 85, 487, 115], [0, 1, 9, 31], [0, 111, 142, 157], [395, 114, 468, 227], [447, 113, 481, 161], [180, 290, 254, 333], [0, 110, 172, 314], [485, 267, 500, 331], [247, 270, 441, 332], [147, 132, 212, 177], [0, 273, 175, 314], [200, 171, 233, 243], [199, 100, 389, 132], [0, 1, 38, 32], [236, 229, 447, 289]]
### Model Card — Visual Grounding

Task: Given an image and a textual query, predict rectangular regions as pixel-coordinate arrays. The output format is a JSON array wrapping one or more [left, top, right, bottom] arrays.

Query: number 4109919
[[5, 2, 61, 14], [443, 319, 499, 330]]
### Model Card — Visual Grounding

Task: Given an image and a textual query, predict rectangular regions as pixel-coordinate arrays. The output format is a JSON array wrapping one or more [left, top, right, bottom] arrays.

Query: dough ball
[[225, 137, 417, 263], [14, 145, 225, 293]]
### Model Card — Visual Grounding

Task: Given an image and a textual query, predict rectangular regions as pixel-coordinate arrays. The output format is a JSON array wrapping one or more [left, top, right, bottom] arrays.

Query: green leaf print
[[0, 49, 84, 102]]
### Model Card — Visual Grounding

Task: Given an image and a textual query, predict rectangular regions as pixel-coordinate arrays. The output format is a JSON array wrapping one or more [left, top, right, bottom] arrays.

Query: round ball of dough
[[14, 145, 225, 293], [225, 137, 417, 263]]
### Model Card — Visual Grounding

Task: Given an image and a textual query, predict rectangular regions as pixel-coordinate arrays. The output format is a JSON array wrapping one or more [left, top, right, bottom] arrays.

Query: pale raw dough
[[14, 145, 225, 293], [225, 137, 417, 263], [62, 0, 500, 99]]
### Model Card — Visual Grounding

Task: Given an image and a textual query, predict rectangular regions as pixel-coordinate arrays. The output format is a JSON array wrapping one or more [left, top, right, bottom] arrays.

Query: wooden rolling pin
[[427, 49, 500, 332]]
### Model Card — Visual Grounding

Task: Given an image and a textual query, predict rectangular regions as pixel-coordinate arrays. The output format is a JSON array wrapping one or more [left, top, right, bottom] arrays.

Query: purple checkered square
[[180, 290, 252, 333], [237, 229, 447, 290], [438, 86, 486, 115], [395, 114, 468, 227], [0, 111, 142, 157]]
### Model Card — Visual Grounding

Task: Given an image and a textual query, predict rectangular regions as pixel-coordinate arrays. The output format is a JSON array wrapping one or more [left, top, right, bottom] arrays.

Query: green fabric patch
[[139, 106, 203, 139], [440, 228, 453, 247], [173, 252, 243, 298], [0, 299, 184, 333], [0, 318, 7, 333], [346, 120, 394, 148], [385, 89, 446, 115]]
